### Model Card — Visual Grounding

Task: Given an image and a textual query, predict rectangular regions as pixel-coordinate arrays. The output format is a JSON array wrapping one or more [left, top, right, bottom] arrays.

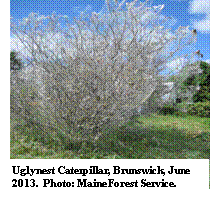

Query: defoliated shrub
[[10, 0, 201, 142]]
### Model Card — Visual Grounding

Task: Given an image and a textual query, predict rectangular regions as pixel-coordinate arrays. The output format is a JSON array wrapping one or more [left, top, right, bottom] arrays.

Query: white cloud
[[205, 59, 210, 63], [166, 57, 188, 73], [188, 0, 210, 34]]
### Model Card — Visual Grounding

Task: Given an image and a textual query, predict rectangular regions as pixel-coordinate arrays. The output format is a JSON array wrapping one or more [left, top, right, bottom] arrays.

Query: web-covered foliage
[[10, 0, 200, 140]]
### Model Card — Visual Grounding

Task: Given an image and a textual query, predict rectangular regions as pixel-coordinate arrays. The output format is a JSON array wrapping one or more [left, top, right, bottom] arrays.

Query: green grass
[[10, 113, 210, 159]]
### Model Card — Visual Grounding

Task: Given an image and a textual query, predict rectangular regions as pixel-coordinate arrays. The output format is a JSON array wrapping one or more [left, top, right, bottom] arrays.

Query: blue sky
[[10, 0, 210, 63]]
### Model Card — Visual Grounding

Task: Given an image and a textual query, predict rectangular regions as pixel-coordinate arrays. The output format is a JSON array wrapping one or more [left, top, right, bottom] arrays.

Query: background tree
[[10, 51, 24, 71], [181, 61, 201, 86], [193, 61, 210, 102], [170, 61, 210, 106], [166, 61, 203, 103]]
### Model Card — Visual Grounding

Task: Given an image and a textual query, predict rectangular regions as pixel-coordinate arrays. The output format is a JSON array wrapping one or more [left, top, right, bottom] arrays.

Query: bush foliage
[[158, 105, 178, 115], [158, 104, 188, 117], [187, 101, 210, 118]]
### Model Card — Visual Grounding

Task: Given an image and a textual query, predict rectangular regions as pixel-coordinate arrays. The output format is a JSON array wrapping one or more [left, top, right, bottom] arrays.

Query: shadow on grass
[[10, 118, 210, 159]]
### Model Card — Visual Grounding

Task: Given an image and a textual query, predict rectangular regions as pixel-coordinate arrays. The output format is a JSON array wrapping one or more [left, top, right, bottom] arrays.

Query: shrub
[[158, 105, 178, 115], [158, 104, 189, 117], [173, 110, 189, 117], [187, 101, 210, 117]]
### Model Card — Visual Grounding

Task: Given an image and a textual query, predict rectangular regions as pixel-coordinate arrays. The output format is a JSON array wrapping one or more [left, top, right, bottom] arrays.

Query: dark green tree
[[167, 61, 206, 104], [10, 51, 24, 71], [192, 61, 210, 102], [177, 61, 210, 103]]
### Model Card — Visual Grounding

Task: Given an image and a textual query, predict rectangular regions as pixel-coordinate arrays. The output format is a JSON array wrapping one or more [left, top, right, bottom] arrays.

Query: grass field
[[10, 113, 210, 159]]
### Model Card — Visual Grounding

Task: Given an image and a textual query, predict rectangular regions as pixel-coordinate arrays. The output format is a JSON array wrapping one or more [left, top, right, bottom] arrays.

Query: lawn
[[10, 113, 210, 159]]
